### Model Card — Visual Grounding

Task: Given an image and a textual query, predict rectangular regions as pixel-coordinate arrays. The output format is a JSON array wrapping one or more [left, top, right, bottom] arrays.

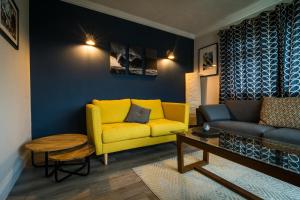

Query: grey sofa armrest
[[198, 104, 231, 122]]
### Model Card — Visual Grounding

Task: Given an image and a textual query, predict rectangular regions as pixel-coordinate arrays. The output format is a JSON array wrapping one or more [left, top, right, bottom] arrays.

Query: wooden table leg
[[177, 135, 208, 173], [194, 166, 262, 200], [176, 135, 261, 200], [203, 150, 209, 162], [177, 136, 184, 173]]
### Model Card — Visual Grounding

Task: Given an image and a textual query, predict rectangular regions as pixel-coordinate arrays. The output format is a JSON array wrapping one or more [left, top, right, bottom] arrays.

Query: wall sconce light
[[85, 34, 96, 46], [166, 50, 175, 60]]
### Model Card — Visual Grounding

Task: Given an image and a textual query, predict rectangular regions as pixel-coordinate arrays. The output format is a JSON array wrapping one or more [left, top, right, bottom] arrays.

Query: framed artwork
[[145, 48, 158, 76], [128, 46, 143, 75], [198, 43, 218, 76], [0, 0, 19, 50], [110, 42, 127, 74], [110, 42, 159, 76]]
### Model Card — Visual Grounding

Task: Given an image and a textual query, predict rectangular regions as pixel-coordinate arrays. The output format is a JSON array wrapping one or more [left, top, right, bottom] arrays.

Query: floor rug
[[133, 151, 300, 200]]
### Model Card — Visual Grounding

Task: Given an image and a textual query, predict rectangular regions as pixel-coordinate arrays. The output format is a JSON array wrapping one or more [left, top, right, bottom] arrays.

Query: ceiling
[[63, 0, 286, 38]]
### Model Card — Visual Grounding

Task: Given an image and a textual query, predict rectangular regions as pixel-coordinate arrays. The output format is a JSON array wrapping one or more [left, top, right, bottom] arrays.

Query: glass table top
[[173, 127, 300, 174]]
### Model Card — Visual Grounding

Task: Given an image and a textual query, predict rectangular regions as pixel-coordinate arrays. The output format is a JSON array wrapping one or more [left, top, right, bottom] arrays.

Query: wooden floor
[[8, 143, 194, 200]]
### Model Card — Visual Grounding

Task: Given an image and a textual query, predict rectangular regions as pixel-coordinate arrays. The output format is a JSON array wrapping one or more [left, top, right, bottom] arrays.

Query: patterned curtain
[[219, 0, 300, 102]]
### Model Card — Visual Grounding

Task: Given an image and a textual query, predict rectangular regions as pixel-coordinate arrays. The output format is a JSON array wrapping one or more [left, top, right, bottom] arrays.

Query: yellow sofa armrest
[[162, 102, 190, 129], [86, 104, 103, 155]]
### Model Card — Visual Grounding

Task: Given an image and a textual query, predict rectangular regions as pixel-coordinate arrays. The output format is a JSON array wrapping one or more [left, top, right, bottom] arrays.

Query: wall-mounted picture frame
[[0, 0, 19, 50], [145, 48, 158, 76], [109, 42, 159, 76], [198, 43, 218, 76], [110, 42, 127, 74], [128, 46, 143, 75]]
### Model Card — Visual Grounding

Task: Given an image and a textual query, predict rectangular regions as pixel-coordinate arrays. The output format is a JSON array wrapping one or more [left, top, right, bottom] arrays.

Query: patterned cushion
[[259, 97, 300, 129]]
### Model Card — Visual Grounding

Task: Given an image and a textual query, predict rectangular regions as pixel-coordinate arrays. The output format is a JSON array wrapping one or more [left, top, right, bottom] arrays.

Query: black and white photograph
[[110, 42, 127, 74], [198, 43, 218, 76], [145, 48, 158, 76], [128, 46, 143, 75], [203, 51, 213, 69], [0, 0, 18, 49]]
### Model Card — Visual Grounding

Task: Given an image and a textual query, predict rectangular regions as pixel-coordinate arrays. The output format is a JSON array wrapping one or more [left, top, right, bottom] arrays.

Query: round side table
[[49, 144, 95, 182], [25, 134, 87, 177]]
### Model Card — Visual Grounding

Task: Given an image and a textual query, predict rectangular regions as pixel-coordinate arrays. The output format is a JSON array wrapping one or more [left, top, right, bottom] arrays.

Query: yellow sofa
[[86, 99, 189, 164]]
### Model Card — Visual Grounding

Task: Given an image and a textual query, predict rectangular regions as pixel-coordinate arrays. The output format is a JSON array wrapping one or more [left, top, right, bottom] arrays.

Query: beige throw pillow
[[259, 97, 300, 129]]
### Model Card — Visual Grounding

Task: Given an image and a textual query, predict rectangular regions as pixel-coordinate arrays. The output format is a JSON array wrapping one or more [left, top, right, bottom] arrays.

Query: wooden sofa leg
[[104, 154, 108, 165]]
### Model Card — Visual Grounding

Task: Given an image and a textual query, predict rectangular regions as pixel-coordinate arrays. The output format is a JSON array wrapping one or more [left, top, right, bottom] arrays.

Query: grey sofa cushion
[[125, 104, 151, 123], [225, 100, 262, 123], [208, 121, 275, 137], [199, 104, 231, 122], [263, 128, 300, 145]]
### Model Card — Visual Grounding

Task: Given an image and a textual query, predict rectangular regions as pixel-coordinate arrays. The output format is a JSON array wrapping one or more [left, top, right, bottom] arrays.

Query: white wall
[[185, 31, 219, 124], [194, 31, 220, 105], [0, 0, 31, 199], [185, 72, 201, 125]]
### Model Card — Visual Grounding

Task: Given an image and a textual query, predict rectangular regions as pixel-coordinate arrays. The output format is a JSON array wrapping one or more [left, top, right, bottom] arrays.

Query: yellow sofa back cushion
[[93, 99, 131, 124], [131, 99, 164, 120]]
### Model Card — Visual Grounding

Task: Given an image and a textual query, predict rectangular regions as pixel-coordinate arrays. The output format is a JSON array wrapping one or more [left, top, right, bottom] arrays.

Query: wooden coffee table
[[175, 128, 300, 200], [25, 134, 88, 177]]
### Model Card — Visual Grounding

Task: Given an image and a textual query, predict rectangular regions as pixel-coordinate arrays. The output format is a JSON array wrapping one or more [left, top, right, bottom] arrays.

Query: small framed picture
[[129, 46, 143, 75], [110, 42, 127, 74], [0, 0, 19, 50], [198, 43, 218, 76], [145, 48, 158, 76]]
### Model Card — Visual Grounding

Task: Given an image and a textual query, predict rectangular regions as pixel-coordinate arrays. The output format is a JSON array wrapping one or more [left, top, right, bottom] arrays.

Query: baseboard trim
[[0, 153, 28, 200]]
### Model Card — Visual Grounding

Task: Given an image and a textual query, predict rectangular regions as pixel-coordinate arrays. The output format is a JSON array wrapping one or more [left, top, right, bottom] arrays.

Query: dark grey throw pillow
[[125, 104, 151, 123]]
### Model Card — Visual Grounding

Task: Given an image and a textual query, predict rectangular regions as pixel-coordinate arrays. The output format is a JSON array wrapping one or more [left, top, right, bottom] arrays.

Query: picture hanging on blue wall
[[129, 46, 143, 75], [110, 42, 127, 74], [110, 42, 158, 76], [145, 48, 158, 76]]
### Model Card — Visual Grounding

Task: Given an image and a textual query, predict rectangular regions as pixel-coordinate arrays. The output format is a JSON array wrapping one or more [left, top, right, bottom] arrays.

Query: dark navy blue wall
[[30, 0, 194, 138]]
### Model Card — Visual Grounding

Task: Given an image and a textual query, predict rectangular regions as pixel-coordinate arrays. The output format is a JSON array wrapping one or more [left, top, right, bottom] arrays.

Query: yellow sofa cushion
[[131, 99, 164, 120], [147, 119, 186, 137], [93, 99, 131, 124], [102, 123, 151, 143]]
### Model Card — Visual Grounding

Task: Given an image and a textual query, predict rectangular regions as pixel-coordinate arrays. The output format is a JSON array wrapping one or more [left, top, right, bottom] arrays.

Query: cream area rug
[[133, 151, 300, 200]]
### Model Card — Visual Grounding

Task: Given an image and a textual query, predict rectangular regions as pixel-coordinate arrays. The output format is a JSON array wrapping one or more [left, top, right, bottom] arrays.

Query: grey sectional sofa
[[196, 100, 300, 145]]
